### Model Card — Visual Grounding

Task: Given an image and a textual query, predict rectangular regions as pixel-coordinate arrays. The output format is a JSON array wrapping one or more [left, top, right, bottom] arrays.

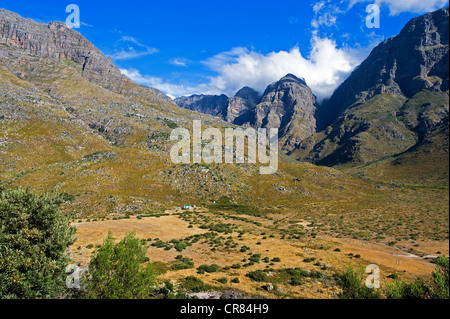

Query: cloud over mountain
[[203, 37, 366, 102], [122, 37, 370, 102]]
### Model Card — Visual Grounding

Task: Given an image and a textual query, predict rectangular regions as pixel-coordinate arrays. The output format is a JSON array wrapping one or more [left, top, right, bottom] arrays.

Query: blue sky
[[1, 0, 448, 99]]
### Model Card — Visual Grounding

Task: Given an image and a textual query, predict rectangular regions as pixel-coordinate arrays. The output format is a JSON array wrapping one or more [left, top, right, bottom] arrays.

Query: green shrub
[[181, 276, 205, 293], [60, 192, 76, 202], [231, 277, 240, 284], [240, 246, 250, 253], [247, 270, 269, 282], [303, 257, 316, 263], [217, 277, 228, 284], [334, 266, 382, 299], [163, 119, 178, 129], [432, 255, 449, 299], [197, 264, 220, 274], [174, 241, 189, 252], [82, 232, 157, 299], [0, 187, 76, 299], [249, 254, 261, 263], [337, 257, 449, 300], [384, 279, 430, 299], [290, 276, 303, 286], [387, 273, 399, 280], [171, 257, 194, 271]]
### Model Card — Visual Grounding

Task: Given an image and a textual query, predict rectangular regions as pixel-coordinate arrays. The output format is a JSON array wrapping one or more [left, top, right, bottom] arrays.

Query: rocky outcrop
[[174, 94, 229, 118], [320, 7, 449, 128], [226, 87, 260, 125], [0, 9, 125, 92], [175, 87, 261, 125], [295, 7, 449, 168], [255, 74, 318, 152], [175, 75, 319, 151]]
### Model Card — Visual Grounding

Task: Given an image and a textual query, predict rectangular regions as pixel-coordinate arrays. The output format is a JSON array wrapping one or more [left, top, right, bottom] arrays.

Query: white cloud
[[289, 16, 299, 25], [311, 0, 344, 32], [120, 37, 373, 102], [80, 22, 93, 27], [110, 47, 158, 61], [349, 0, 448, 15], [119, 68, 211, 99], [115, 0, 449, 101], [120, 36, 147, 47], [202, 37, 367, 102], [169, 58, 188, 67], [313, 1, 326, 13], [110, 36, 158, 61]]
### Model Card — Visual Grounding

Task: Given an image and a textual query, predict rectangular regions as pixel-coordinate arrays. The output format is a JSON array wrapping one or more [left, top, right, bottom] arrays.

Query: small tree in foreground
[[334, 266, 382, 299], [0, 187, 76, 299], [82, 232, 157, 299]]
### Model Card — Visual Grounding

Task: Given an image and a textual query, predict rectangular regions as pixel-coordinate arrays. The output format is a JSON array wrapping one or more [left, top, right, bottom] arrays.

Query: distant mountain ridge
[[294, 7, 449, 170], [319, 6, 449, 128], [174, 94, 230, 118], [0, 8, 175, 106], [1, 7, 447, 188], [174, 7, 449, 186], [175, 74, 318, 152]]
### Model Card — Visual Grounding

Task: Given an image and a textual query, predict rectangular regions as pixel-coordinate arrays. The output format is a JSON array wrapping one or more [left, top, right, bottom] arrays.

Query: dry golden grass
[[68, 210, 447, 298]]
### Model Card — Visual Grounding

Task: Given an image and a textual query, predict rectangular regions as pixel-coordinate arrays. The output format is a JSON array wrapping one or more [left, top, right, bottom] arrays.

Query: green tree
[[334, 266, 382, 299], [0, 187, 76, 299], [82, 232, 157, 299], [432, 255, 449, 299]]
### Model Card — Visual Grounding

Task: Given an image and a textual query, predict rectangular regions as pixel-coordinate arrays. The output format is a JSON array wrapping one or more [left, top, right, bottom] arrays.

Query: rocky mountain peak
[[295, 7, 449, 169], [256, 74, 318, 152], [235, 86, 260, 100], [280, 73, 306, 84], [320, 7, 449, 127], [0, 9, 125, 92]]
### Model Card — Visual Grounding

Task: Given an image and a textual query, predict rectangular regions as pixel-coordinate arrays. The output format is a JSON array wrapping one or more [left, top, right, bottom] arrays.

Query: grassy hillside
[[291, 90, 449, 188]]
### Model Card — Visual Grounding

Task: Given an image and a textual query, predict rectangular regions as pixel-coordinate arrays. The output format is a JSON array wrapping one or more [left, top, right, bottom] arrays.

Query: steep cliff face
[[175, 87, 260, 125], [0, 9, 125, 92], [174, 75, 319, 152], [320, 7, 449, 128], [255, 74, 318, 152], [0, 9, 182, 147], [0, 8, 380, 216], [294, 7, 449, 170], [226, 87, 260, 125]]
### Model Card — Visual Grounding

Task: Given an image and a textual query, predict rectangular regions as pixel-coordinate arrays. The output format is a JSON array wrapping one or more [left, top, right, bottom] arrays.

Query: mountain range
[[0, 7, 372, 216], [175, 7, 449, 186], [0, 6, 448, 220], [1, 5, 449, 301], [175, 74, 319, 153]]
